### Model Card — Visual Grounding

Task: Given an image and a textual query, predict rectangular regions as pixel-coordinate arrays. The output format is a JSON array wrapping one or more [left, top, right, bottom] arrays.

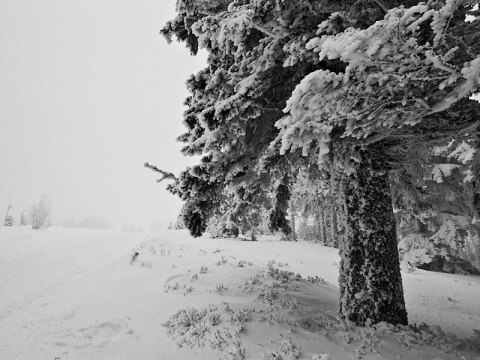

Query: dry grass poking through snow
[[150, 245, 480, 360], [1, 227, 479, 360]]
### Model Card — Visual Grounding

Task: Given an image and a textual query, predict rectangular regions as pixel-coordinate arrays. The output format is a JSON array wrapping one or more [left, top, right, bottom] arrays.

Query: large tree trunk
[[338, 145, 408, 326]]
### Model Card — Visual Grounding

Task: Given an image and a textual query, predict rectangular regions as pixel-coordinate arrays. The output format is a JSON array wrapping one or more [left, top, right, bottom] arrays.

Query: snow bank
[[0, 227, 479, 359]]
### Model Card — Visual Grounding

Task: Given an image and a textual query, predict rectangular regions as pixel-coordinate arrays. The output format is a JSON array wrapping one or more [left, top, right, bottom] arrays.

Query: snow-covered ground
[[0, 226, 479, 360]]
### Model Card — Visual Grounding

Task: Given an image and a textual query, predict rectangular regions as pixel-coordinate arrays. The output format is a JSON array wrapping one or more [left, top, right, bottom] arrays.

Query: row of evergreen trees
[[150, 0, 480, 326], [4, 205, 28, 227]]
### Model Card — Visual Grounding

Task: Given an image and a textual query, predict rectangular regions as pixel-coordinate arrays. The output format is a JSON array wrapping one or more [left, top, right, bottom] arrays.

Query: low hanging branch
[[144, 162, 177, 183]]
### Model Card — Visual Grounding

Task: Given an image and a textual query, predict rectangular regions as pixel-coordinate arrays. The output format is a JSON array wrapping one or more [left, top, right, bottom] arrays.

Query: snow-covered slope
[[0, 226, 479, 360]]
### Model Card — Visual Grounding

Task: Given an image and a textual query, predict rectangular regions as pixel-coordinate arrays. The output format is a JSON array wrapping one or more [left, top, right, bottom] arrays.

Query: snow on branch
[[144, 163, 178, 183], [276, 0, 480, 166]]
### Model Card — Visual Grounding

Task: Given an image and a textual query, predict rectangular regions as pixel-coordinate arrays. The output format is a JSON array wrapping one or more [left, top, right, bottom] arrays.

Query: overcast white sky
[[0, 0, 207, 231]]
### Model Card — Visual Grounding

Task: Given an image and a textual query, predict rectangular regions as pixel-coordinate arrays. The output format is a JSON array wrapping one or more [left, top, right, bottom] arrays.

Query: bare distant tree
[[29, 194, 52, 230]]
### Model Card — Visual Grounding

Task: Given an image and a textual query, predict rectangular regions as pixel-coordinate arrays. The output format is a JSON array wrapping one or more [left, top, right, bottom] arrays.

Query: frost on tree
[[275, 0, 480, 325], [160, 0, 479, 326], [394, 139, 480, 274], [161, 0, 324, 237]]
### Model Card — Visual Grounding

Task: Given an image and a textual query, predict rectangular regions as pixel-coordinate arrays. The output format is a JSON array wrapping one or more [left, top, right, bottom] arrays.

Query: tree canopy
[[157, 0, 480, 326]]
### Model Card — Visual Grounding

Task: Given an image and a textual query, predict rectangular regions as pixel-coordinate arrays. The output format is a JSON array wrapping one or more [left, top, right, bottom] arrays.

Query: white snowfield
[[0, 226, 479, 360]]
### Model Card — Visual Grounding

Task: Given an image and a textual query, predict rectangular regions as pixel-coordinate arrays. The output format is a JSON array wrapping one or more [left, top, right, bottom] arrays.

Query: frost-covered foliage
[[212, 184, 273, 240], [29, 194, 53, 230], [276, 0, 480, 169], [159, 0, 480, 327], [393, 139, 480, 274], [161, 0, 338, 237]]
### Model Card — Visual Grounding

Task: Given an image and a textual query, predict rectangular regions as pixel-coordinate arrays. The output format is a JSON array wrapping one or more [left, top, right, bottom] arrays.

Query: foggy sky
[[0, 0, 207, 231]]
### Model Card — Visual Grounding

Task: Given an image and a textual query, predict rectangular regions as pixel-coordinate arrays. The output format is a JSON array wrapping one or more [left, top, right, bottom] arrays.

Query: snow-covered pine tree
[[19, 212, 27, 226], [161, 0, 325, 237], [275, 0, 480, 325], [4, 215, 14, 226], [161, 0, 480, 326]]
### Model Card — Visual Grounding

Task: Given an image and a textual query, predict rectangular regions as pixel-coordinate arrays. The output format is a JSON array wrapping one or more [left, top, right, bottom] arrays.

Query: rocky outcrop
[[417, 255, 480, 276]]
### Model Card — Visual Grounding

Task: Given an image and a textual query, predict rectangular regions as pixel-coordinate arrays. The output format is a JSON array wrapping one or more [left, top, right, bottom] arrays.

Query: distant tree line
[[3, 194, 53, 230]]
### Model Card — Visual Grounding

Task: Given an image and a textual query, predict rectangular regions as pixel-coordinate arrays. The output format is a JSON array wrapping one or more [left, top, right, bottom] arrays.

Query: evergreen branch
[[372, 0, 389, 14], [253, 105, 283, 112], [144, 162, 178, 183], [251, 22, 285, 39]]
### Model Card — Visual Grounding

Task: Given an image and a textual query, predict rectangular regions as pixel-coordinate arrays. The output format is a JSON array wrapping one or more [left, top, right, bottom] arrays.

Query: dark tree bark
[[338, 145, 408, 326]]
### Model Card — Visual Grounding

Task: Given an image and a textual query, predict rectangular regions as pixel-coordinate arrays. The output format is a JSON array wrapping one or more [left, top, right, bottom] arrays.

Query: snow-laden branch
[[276, 0, 480, 166], [144, 163, 178, 183]]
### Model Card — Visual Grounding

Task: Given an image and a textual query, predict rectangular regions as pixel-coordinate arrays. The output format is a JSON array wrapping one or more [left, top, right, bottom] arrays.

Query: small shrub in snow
[[258, 285, 279, 304], [165, 282, 180, 293], [263, 339, 301, 360], [210, 328, 229, 350], [279, 338, 301, 359], [162, 307, 208, 340], [224, 344, 245, 360], [312, 355, 330, 360], [250, 274, 263, 285], [139, 260, 152, 268], [200, 265, 208, 274], [183, 285, 193, 295], [29, 194, 53, 230], [208, 313, 221, 326], [262, 349, 284, 359], [267, 262, 294, 283], [306, 275, 328, 285], [229, 308, 253, 326], [215, 284, 227, 294], [130, 251, 139, 265]]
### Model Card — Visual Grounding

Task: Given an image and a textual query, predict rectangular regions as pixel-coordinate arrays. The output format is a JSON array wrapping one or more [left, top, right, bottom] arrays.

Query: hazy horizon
[[0, 0, 207, 232]]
